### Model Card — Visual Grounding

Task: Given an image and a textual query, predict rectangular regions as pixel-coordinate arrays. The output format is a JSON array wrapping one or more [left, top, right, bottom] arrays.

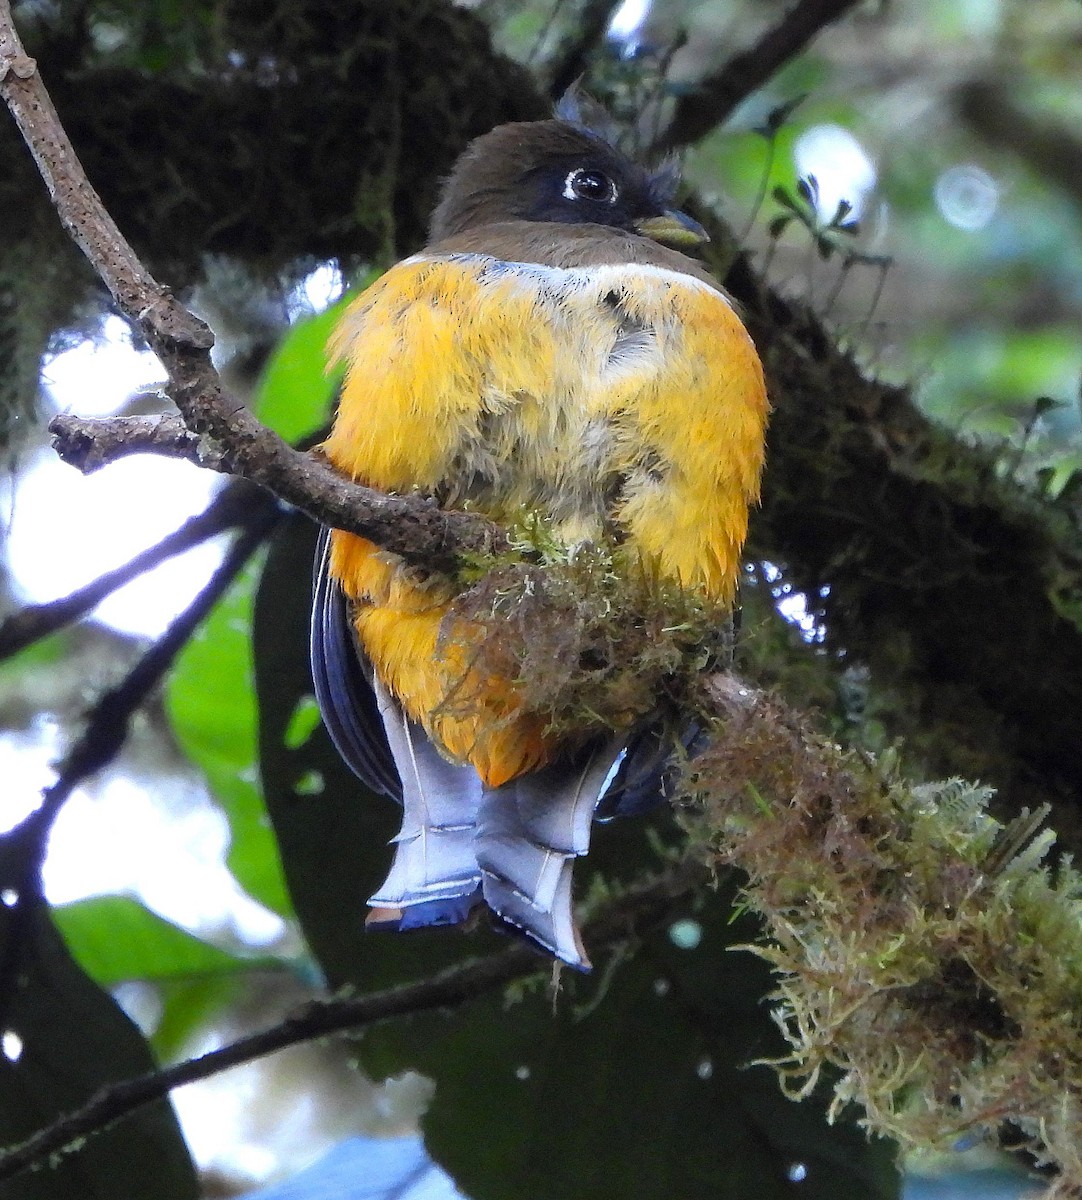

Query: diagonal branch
[[0, 478, 265, 661], [0, 862, 704, 1182], [656, 0, 863, 150], [0, 2, 502, 575], [546, 0, 623, 99]]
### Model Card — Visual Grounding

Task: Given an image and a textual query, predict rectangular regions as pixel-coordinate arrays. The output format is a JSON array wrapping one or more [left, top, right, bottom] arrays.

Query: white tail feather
[[368, 679, 483, 908]]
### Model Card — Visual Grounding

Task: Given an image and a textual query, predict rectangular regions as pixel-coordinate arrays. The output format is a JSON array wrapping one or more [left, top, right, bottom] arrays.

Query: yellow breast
[[323, 253, 768, 784]]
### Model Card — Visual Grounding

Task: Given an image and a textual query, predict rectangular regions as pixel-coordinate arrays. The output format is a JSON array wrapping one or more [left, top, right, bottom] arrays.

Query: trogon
[[311, 102, 769, 969]]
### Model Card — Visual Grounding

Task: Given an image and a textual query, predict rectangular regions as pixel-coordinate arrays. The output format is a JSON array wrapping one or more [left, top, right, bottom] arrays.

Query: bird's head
[[429, 118, 707, 250]]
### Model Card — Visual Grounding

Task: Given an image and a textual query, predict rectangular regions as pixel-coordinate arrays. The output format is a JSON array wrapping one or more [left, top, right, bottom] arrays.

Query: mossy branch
[[7, 0, 1082, 1187], [688, 673, 1082, 1194], [430, 527, 1082, 1188]]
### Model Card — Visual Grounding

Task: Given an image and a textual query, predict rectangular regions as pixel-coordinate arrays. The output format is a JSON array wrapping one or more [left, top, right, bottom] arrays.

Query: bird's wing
[[310, 527, 401, 798]]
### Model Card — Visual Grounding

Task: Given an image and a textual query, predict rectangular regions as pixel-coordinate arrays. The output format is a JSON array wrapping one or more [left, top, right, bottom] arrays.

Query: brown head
[[429, 119, 707, 250]]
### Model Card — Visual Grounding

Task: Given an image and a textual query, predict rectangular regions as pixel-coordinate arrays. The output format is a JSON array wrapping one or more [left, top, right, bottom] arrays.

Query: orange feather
[[322, 253, 767, 787]]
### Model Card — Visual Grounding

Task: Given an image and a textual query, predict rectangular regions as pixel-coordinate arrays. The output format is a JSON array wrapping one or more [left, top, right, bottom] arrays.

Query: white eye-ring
[[564, 167, 618, 203]]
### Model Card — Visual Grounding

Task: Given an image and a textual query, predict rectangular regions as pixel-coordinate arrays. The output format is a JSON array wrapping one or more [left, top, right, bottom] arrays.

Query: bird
[[310, 100, 768, 969]]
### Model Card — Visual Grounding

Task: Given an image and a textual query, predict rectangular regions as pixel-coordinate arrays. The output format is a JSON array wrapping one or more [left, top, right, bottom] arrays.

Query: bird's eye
[[564, 168, 618, 204]]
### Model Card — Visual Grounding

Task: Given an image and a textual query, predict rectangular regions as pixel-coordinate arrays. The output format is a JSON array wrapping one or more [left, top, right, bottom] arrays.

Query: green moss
[[686, 680, 1082, 1190], [444, 519, 731, 743], [443, 513, 1082, 1188]]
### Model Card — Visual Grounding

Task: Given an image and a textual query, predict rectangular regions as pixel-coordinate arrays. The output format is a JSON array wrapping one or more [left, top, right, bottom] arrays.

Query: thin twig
[[41, 414, 209, 472], [0, 479, 267, 661], [656, 0, 863, 150], [46, 411, 505, 572], [0, 861, 704, 1182]]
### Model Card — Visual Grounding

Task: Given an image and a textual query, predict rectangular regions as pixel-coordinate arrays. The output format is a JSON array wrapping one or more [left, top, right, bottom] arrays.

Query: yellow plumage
[[322, 252, 768, 787]]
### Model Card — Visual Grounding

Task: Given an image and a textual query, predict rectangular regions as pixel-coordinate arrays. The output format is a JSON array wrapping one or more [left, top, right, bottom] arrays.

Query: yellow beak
[[634, 209, 709, 248]]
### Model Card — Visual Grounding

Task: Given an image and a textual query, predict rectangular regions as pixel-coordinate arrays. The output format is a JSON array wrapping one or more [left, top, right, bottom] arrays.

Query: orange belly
[[328, 529, 555, 787]]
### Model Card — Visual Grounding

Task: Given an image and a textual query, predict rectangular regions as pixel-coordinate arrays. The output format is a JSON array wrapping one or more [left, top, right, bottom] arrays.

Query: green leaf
[[1043, 449, 1082, 500], [0, 835, 198, 1199], [284, 695, 323, 750], [166, 557, 291, 917], [250, 299, 350, 444], [772, 185, 800, 213], [53, 896, 242, 987], [1032, 394, 1065, 419]]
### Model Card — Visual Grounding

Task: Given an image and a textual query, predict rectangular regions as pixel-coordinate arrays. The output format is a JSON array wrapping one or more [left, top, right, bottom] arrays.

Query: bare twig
[[0, 479, 269, 661], [43, 414, 209, 471], [656, 0, 863, 150], [0, 861, 704, 1182], [0, 2, 503, 574]]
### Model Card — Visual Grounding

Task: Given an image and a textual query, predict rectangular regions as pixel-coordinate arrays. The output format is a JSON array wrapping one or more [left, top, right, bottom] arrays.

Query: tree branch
[[657, 0, 863, 150], [44, 414, 210, 471], [955, 78, 1082, 215], [6, 0, 1082, 1181], [0, 479, 269, 661], [546, 0, 623, 99], [0, 2, 503, 575], [0, 861, 703, 1182]]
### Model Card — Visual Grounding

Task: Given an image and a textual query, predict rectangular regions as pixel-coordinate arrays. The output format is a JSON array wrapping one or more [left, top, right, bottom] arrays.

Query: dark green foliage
[[0, 858, 198, 1199], [406, 886, 897, 1200]]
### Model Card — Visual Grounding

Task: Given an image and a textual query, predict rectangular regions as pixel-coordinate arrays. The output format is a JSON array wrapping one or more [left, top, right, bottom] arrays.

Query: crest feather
[[554, 84, 620, 148]]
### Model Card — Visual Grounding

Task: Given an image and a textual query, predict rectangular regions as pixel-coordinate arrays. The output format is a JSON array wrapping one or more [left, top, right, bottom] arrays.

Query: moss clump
[[687, 676, 1082, 1194], [443, 522, 731, 743]]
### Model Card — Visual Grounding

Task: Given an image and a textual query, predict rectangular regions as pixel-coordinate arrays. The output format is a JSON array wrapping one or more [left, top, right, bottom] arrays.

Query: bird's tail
[[367, 681, 625, 967], [365, 676, 485, 928], [475, 734, 627, 968]]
